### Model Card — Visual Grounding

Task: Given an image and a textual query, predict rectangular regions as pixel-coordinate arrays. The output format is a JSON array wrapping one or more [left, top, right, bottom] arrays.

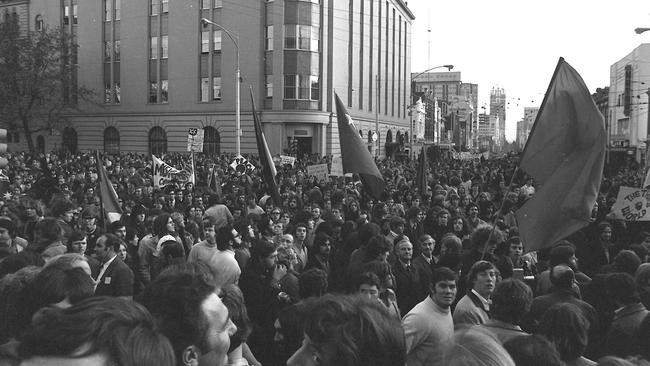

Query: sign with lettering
[[280, 155, 296, 167], [229, 155, 255, 175], [187, 128, 204, 152], [307, 163, 329, 181], [610, 186, 650, 221], [152, 154, 192, 188]]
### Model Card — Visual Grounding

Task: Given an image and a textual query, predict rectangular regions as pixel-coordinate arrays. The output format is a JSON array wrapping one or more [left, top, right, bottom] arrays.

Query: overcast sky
[[408, 0, 650, 141]]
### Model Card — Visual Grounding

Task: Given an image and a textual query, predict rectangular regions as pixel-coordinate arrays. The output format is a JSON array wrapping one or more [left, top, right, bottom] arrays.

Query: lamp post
[[201, 18, 241, 155], [410, 64, 454, 158]]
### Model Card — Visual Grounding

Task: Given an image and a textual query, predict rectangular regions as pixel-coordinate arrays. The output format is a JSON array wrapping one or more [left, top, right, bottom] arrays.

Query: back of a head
[[549, 264, 575, 290], [299, 268, 329, 299], [18, 296, 175, 366], [549, 242, 575, 267], [491, 279, 532, 325], [358, 223, 381, 247], [301, 294, 406, 366], [605, 272, 639, 305], [427, 327, 515, 366], [613, 250, 641, 275], [34, 217, 63, 245], [536, 302, 589, 362], [139, 262, 216, 359], [502, 335, 562, 366]]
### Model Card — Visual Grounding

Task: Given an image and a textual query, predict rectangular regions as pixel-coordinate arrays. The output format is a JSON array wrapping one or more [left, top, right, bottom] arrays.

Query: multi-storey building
[[609, 44, 650, 165], [2, 0, 414, 158], [489, 87, 506, 146]]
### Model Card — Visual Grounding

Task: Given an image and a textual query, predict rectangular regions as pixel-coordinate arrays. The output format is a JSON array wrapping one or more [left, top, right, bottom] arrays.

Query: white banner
[[307, 163, 329, 181], [280, 155, 296, 167], [610, 186, 650, 221], [187, 128, 204, 152], [152, 154, 191, 188], [229, 155, 256, 174]]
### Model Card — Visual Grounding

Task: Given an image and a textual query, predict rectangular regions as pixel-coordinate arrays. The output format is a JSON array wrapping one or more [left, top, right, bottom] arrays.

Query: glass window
[[215, 0, 223, 7], [64, 5, 70, 25], [161, 79, 168, 103], [104, 127, 120, 153], [162, 35, 168, 58], [114, 83, 121, 103], [150, 36, 158, 59], [213, 77, 221, 100], [104, 1, 112, 21], [162, 0, 169, 13], [265, 75, 273, 98], [105, 84, 112, 103], [298, 25, 311, 50], [266, 25, 273, 50], [284, 25, 296, 49], [201, 77, 210, 102], [298, 75, 310, 100], [151, 0, 159, 15], [203, 127, 221, 155], [114, 40, 120, 61], [35, 15, 43, 31], [114, 0, 120, 21], [201, 0, 210, 9], [148, 127, 167, 154], [310, 76, 319, 101], [149, 82, 158, 103], [284, 75, 296, 99], [310, 26, 319, 51], [104, 41, 112, 61], [213, 30, 221, 51], [73, 5, 78, 24], [201, 31, 210, 53]]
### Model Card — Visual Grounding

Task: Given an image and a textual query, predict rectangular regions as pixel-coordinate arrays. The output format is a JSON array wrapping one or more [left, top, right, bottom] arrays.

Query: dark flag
[[334, 92, 385, 200], [250, 87, 281, 206], [416, 146, 428, 195], [96, 151, 123, 223], [515, 57, 606, 252]]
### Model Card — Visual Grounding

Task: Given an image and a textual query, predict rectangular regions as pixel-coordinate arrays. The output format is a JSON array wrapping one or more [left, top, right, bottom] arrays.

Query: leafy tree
[[0, 17, 93, 154]]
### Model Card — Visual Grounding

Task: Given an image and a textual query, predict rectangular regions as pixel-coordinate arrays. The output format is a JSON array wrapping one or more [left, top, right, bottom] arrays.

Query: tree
[[0, 18, 93, 154]]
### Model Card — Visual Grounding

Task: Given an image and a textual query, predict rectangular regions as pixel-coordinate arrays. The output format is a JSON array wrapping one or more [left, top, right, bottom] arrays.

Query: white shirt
[[96, 254, 117, 286], [471, 289, 491, 311]]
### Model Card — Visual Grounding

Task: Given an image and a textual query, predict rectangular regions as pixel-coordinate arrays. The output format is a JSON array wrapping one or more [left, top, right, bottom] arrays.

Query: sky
[[408, 0, 650, 141]]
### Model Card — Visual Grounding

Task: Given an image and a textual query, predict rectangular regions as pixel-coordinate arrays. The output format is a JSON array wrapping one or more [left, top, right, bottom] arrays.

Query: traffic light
[[0, 129, 7, 169]]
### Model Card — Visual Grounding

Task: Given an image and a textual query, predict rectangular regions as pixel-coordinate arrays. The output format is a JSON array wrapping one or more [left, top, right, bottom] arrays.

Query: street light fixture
[[201, 18, 241, 155], [635, 27, 650, 34], [410, 64, 454, 158]]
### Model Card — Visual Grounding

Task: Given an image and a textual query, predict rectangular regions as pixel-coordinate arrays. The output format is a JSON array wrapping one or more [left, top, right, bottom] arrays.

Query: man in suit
[[93, 233, 134, 300], [392, 235, 428, 315]]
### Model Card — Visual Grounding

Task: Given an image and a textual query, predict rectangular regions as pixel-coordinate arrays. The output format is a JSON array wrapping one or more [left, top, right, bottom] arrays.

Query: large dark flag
[[250, 87, 281, 206], [416, 146, 428, 195], [334, 92, 385, 199], [96, 151, 123, 223], [515, 58, 606, 252]]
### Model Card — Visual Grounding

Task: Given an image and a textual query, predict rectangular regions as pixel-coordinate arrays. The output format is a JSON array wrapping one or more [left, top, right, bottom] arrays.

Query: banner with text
[[280, 155, 296, 167], [229, 155, 256, 175], [307, 163, 329, 181], [610, 186, 650, 221], [187, 128, 205, 152], [152, 154, 192, 188]]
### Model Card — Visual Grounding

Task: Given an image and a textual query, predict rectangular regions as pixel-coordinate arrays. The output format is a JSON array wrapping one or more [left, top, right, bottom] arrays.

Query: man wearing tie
[[393, 235, 428, 315], [94, 233, 134, 300]]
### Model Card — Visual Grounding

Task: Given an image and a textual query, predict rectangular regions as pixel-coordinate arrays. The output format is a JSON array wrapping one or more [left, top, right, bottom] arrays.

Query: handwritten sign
[[152, 154, 191, 188], [610, 186, 650, 221], [187, 128, 204, 152], [307, 163, 329, 181], [230, 155, 255, 175], [330, 156, 352, 177], [280, 155, 296, 167]]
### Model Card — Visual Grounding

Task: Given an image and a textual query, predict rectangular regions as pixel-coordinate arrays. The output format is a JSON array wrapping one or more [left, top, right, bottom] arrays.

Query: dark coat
[[605, 302, 650, 357], [94, 257, 134, 297], [392, 260, 428, 315]]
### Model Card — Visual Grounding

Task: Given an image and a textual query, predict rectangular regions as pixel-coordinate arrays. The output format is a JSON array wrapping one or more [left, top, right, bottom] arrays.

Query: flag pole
[[96, 150, 106, 229], [520, 57, 565, 158], [481, 165, 519, 260]]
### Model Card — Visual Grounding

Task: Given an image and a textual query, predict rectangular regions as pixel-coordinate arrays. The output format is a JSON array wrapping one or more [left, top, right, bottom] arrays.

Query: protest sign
[[152, 154, 192, 188], [610, 186, 650, 221], [187, 128, 204, 152], [230, 155, 256, 175], [307, 163, 329, 181], [280, 155, 296, 167]]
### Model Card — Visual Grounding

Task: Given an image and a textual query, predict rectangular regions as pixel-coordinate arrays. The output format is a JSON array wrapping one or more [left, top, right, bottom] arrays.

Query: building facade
[[489, 87, 506, 146], [3, 0, 414, 157], [609, 43, 650, 165]]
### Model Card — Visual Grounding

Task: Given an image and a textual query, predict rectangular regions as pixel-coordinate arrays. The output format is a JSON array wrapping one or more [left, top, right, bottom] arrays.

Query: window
[[104, 41, 112, 61], [105, 1, 112, 21], [161, 80, 169, 103], [150, 82, 158, 103], [284, 25, 319, 51], [150, 36, 158, 59], [266, 25, 274, 50], [73, 5, 78, 24], [215, 0, 223, 7], [114, 83, 121, 103], [284, 26, 296, 49], [213, 30, 221, 51], [64, 5, 70, 25], [148, 127, 167, 154], [202, 127, 221, 155], [284, 75, 319, 101], [162, 0, 169, 13], [201, 78, 210, 102], [202, 0, 210, 9], [35, 15, 43, 31], [151, 0, 159, 15], [62, 127, 78, 154], [201, 31, 210, 53], [104, 127, 120, 153], [265, 75, 273, 98], [212, 77, 221, 100], [162, 35, 168, 58], [114, 40, 120, 61], [114, 0, 120, 21]]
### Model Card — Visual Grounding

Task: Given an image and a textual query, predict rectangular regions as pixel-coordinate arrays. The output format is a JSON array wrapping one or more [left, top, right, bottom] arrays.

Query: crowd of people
[[0, 149, 649, 366]]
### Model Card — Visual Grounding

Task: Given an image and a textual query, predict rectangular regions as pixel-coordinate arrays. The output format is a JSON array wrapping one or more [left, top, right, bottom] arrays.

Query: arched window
[[62, 127, 78, 154], [386, 129, 393, 144], [104, 126, 120, 154], [403, 132, 408, 146], [35, 15, 43, 31], [148, 126, 167, 155], [202, 126, 221, 156], [36, 135, 45, 154]]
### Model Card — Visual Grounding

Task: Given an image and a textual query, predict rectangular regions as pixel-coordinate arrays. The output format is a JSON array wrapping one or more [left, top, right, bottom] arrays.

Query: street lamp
[[635, 27, 650, 34], [410, 64, 454, 158], [201, 18, 241, 155]]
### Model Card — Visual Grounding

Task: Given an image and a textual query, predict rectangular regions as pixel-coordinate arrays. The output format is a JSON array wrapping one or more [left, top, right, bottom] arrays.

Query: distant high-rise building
[[490, 87, 506, 145]]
